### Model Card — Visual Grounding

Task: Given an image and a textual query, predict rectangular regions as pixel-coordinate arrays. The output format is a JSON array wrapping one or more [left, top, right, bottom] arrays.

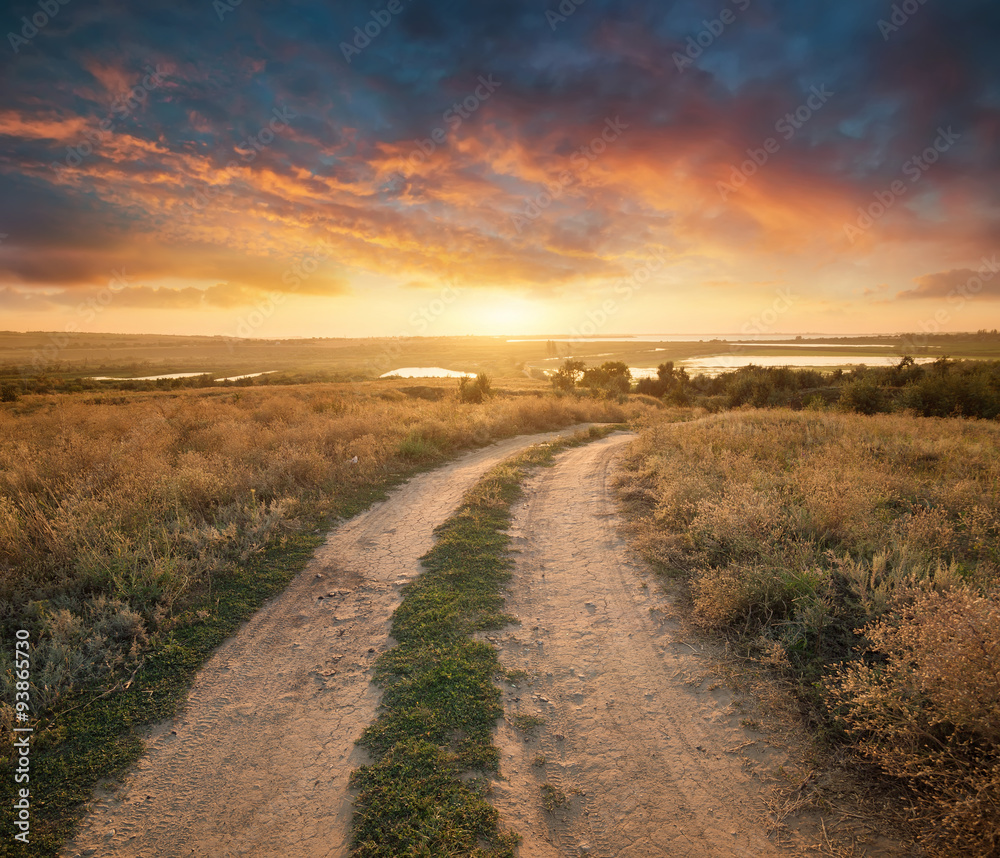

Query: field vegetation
[[0, 380, 652, 854], [616, 409, 1000, 856], [5, 324, 1000, 855]]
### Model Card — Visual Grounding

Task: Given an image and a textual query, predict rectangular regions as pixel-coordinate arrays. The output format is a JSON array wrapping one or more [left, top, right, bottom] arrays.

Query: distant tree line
[[552, 356, 1000, 420]]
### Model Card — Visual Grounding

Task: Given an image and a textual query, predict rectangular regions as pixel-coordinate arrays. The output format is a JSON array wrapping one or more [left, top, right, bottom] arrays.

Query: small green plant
[[396, 431, 442, 461], [541, 783, 567, 812], [510, 713, 546, 732], [531, 753, 546, 767]]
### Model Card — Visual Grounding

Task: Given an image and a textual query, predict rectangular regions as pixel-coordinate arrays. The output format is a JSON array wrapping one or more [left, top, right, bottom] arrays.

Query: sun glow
[[459, 294, 552, 335]]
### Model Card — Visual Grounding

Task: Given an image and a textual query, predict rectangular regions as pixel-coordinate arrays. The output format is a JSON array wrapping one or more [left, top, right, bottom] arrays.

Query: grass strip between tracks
[[349, 424, 620, 858]]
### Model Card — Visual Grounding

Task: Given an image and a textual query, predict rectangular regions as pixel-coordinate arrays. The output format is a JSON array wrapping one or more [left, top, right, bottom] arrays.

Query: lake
[[380, 367, 474, 378]]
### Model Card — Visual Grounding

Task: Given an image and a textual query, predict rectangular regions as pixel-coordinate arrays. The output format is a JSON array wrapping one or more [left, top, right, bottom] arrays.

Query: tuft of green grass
[[503, 668, 528, 683], [350, 426, 620, 857], [540, 783, 568, 813], [509, 713, 546, 733], [396, 431, 445, 461]]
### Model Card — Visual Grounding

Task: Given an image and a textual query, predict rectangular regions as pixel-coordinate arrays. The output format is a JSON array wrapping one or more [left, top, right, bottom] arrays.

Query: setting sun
[[459, 294, 552, 336]]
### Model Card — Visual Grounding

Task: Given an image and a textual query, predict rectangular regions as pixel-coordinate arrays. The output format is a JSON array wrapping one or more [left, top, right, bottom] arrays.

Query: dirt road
[[64, 427, 860, 858], [490, 433, 794, 857], [62, 426, 596, 858]]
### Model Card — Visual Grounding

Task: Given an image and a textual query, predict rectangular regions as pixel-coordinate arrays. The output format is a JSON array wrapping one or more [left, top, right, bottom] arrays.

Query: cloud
[[100, 283, 262, 309], [896, 265, 1000, 300], [0, 287, 57, 311], [1, 0, 999, 333]]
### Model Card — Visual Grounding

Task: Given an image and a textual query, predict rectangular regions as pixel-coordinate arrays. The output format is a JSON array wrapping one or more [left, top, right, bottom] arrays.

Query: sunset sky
[[1, 0, 998, 338]]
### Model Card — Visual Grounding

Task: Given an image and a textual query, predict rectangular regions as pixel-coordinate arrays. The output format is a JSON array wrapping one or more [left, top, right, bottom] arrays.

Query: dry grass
[[616, 408, 1000, 857], [0, 384, 652, 733], [826, 590, 1000, 857]]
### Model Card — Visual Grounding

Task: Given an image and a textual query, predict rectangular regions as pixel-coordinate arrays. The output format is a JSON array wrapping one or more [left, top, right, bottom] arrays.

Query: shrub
[[838, 376, 887, 415], [550, 359, 585, 391], [826, 590, 1000, 856], [458, 373, 493, 404], [579, 361, 632, 396], [691, 564, 829, 634]]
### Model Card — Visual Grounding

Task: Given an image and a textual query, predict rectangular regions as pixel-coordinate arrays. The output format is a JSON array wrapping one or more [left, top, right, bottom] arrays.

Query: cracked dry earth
[[64, 427, 900, 858]]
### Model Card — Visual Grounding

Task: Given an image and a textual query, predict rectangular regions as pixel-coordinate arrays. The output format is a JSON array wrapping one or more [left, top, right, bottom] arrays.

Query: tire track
[[493, 433, 788, 858], [61, 425, 598, 858]]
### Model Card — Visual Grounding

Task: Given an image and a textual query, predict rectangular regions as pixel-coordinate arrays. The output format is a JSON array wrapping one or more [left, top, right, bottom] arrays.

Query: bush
[[579, 361, 631, 396], [826, 590, 1000, 856], [665, 358, 1000, 421], [838, 376, 887, 414], [458, 373, 493, 404], [550, 359, 585, 391]]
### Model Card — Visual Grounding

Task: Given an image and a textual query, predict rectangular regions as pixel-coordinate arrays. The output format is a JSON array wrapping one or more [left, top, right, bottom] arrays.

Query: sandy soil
[[62, 425, 595, 858]]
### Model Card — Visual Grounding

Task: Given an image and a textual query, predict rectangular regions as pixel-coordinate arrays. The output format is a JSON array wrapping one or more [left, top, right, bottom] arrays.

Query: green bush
[[838, 376, 886, 415]]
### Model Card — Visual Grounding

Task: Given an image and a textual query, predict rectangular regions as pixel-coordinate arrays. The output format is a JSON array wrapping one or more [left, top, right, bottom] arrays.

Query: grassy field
[[0, 381, 656, 854], [615, 409, 1000, 857]]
